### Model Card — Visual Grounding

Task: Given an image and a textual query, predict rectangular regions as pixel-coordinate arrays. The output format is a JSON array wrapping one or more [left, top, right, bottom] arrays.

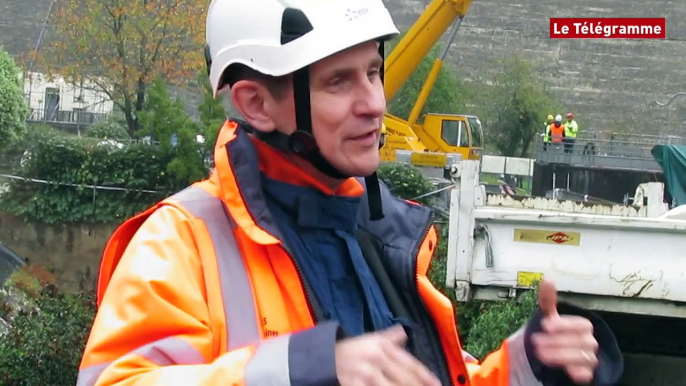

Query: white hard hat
[[205, 0, 400, 96], [555, 114, 562, 122], [205, 0, 399, 222]]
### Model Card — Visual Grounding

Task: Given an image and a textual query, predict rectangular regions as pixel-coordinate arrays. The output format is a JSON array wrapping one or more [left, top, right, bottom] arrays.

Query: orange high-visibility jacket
[[77, 120, 616, 386]]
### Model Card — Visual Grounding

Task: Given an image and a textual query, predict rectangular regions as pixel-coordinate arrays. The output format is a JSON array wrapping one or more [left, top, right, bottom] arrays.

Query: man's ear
[[230, 80, 276, 132]]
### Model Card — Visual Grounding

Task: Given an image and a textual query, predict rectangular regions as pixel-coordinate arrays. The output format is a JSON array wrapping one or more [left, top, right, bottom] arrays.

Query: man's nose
[[354, 81, 386, 118]]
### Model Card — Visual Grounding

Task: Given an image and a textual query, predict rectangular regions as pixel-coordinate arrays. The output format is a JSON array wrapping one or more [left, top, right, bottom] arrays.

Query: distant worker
[[542, 114, 554, 150], [564, 112, 579, 153], [548, 114, 565, 149]]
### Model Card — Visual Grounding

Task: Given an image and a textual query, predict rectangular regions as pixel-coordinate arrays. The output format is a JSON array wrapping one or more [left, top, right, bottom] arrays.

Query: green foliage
[[197, 72, 227, 156], [140, 77, 209, 185], [463, 289, 539, 360], [0, 46, 28, 150], [85, 117, 131, 140], [427, 225, 450, 291], [0, 127, 186, 224], [0, 268, 96, 386], [473, 54, 562, 157], [377, 162, 436, 206]]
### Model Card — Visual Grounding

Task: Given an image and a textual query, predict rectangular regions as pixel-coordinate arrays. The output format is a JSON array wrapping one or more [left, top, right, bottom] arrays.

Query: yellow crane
[[381, 0, 484, 166]]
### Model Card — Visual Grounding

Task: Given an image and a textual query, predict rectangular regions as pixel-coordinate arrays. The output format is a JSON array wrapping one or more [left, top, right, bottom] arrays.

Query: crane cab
[[378, 113, 485, 165], [423, 113, 484, 160]]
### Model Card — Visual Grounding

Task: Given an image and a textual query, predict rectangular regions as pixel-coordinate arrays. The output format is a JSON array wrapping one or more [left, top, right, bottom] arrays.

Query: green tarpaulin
[[652, 144, 686, 207]]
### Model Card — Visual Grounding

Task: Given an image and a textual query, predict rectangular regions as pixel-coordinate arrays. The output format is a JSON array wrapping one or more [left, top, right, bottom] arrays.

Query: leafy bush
[[85, 117, 131, 140], [0, 266, 95, 386], [0, 129, 185, 224], [0, 47, 28, 150], [377, 162, 436, 206], [139, 77, 212, 185], [463, 289, 538, 360]]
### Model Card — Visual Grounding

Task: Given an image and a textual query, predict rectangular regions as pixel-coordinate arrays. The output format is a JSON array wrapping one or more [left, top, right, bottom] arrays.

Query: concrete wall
[[0, 214, 115, 292]]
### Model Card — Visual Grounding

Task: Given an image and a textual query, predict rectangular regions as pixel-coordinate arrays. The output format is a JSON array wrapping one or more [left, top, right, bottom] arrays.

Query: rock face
[[2, 0, 686, 135]]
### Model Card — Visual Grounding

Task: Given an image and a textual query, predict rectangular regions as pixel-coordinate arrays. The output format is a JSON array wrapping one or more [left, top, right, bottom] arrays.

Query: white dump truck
[[444, 159, 686, 386]]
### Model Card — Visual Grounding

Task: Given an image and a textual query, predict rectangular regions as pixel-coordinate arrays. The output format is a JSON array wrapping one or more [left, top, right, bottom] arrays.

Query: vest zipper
[[413, 218, 458, 386]]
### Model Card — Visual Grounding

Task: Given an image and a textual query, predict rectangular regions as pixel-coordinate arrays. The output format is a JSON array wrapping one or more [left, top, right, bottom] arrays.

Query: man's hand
[[335, 325, 441, 386], [532, 280, 600, 384]]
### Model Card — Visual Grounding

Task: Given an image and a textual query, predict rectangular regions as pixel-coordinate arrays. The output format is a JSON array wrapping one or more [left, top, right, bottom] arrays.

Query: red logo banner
[[550, 18, 666, 39]]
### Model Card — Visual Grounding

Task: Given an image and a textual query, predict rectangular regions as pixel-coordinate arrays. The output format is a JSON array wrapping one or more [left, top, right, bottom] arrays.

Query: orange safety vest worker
[[77, 122, 479, 385], [77, 121, 623, 386], [549, 122, 565, 143]]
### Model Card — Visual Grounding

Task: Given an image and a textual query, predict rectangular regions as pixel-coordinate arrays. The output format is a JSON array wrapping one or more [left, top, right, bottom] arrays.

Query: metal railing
[[27, 108, 109, 125], [534, 132, 686, 172]]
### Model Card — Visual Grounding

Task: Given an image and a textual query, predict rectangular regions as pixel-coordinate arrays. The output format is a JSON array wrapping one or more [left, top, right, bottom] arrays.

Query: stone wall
[[3, 0, 686, 134], [0, 214, 116, 292]]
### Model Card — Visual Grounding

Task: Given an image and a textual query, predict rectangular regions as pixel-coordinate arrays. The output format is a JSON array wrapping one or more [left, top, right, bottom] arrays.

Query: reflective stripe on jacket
[[77, 120, 544, 385]]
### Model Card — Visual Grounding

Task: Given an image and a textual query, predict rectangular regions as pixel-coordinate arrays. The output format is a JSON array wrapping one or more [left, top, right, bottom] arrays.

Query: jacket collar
[[211, 120, 363, 245], [211, 119, 434, 249]]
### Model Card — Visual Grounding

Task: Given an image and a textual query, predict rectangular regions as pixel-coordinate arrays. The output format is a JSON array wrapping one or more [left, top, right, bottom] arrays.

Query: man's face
[[269, 41, 386, 177]]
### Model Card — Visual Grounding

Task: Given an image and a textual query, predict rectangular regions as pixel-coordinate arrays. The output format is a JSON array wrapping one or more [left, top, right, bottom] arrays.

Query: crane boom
[[383, 0, 473, 101], [379, 0, 483, 165]]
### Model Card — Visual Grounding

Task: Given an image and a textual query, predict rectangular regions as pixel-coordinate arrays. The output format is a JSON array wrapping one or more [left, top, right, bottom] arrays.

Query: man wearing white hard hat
[[77, 1, 623, 385]]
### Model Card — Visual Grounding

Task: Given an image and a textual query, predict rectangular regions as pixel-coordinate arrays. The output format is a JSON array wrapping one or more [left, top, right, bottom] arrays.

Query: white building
[[22, 71, 113, 127]]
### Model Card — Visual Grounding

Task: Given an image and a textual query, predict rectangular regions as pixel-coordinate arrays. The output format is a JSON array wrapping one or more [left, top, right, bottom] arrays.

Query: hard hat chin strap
[[252, 67, 349, 180], [291, 67, 352, 180]]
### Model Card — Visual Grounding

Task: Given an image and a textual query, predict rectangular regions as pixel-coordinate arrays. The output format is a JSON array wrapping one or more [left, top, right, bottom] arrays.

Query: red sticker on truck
[[513, 229, 581, 246]]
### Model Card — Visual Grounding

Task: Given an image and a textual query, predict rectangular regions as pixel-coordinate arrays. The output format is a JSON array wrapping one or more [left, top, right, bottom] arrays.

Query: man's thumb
[[379, 324, 407, 345], [538, 280, 559, 318]]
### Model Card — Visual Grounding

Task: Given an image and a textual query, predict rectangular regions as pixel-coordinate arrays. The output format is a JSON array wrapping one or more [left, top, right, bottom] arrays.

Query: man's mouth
[[349, 130, 378, 145]]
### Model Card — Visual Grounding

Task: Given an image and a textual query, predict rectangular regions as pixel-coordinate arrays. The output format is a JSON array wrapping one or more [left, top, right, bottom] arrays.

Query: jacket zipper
[[413, 217, 458, 385], [280, 244, 321, 323]]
